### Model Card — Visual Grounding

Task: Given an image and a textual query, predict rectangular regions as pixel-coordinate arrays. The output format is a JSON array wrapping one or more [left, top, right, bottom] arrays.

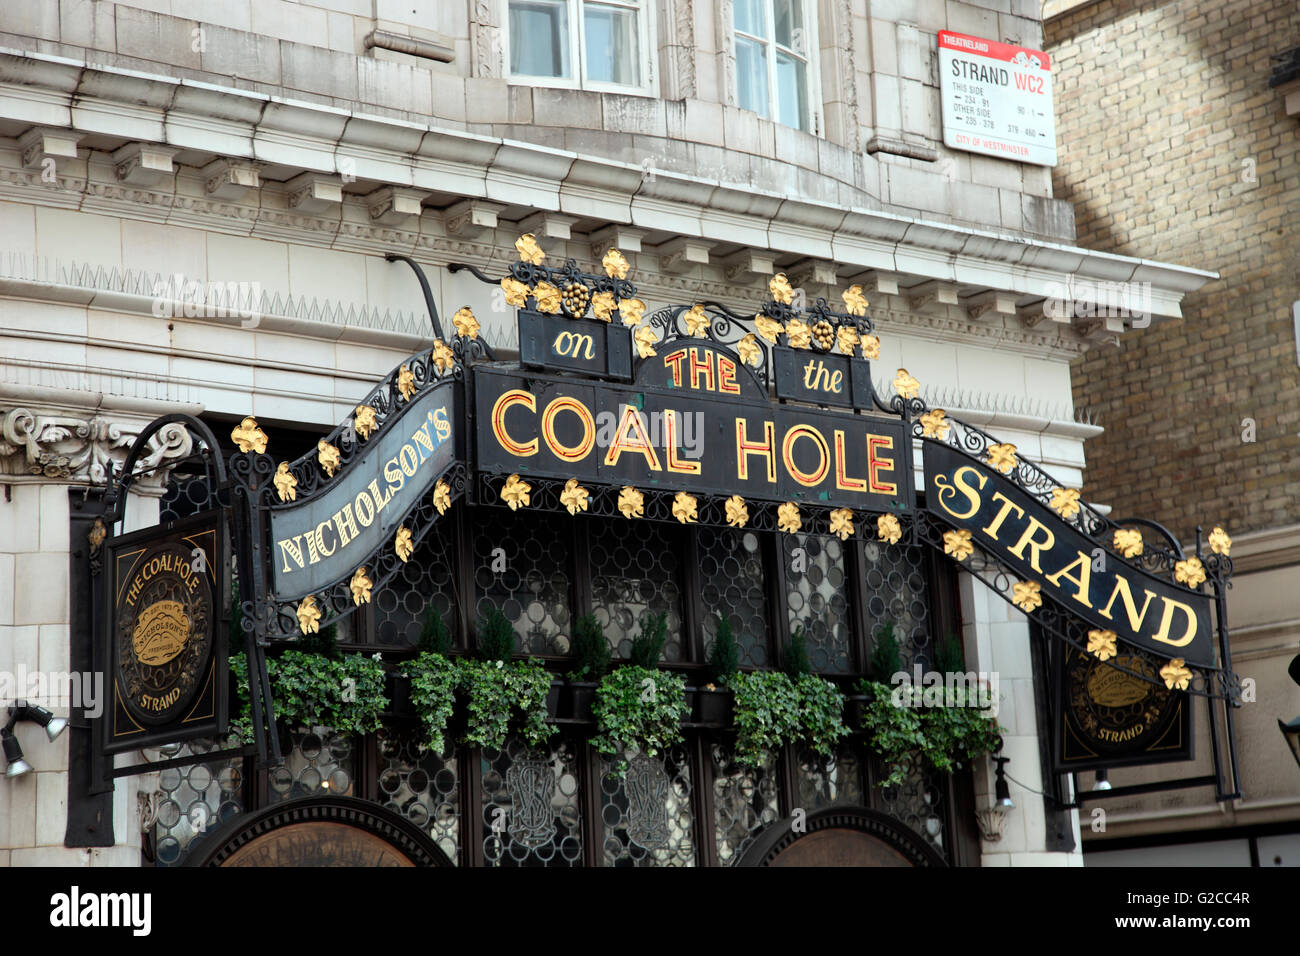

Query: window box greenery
[[590, 665, 687, 758], [855, 631, 1002, 787], [405, 651, 459, 754], [456, 656, 555, 751], [723, 625, 849, 766], [590, 611, 688, 759], [229, 648, 388, 743]]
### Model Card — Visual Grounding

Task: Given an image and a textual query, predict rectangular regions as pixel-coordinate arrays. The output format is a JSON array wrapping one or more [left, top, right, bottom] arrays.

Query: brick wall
[[1046, 0, 1300, 542]]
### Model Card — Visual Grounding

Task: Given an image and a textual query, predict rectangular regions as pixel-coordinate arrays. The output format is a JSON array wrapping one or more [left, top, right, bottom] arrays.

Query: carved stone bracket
[[0, 406, 193, 490], [138, 789, 164, 834]]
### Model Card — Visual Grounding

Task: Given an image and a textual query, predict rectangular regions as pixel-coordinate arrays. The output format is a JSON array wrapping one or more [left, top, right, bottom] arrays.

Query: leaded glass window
[[378, 730, 461, 864], [472, 507, 573, 656], [711, 742, 780, 866], [698, 526, 771, 668], [480, 735, 584, 866], [590, 521, 686, 662], [861, 539, 931, 668], [374, 518, 459, 648], [783, 532, 854, 672], [267, 730, 356, 803], [796, 744, 864, 810], [600, 744, 696, 866]]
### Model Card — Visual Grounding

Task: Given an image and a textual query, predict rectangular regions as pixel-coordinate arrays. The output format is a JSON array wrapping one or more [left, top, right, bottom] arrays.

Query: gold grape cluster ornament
[[741, 272, 880, 369]]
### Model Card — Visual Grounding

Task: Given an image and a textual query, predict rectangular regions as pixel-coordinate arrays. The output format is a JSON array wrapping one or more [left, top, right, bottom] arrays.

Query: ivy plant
[[795, 674, 850, 758], [856, 679, 1002, 787], [725, 670, 802, 767], [405, 651, 459, 754], [456, 657, 555, 751], [590, 665, 687, 759], [919, 686, 1003, 773], [228, 650, 388, 743], [726, 670, 849, 767]]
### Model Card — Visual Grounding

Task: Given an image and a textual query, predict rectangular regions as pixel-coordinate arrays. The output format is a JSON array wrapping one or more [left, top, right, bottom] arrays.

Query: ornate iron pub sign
[[102, 509, 227, 753]]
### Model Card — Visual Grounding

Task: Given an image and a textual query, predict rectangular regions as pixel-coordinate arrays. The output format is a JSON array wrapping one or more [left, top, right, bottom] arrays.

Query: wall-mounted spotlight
[[2, 702, 69, 778], [976, 744, 1015, 842], [1093, 768, 1112, 791], [20, 703, 69, 742], [2, 729, 30, 778], [992, 755, 1015, 809]]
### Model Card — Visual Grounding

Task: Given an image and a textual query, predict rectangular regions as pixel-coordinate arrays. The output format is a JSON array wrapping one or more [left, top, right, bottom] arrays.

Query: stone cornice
[[0, 47, 1217, 332]]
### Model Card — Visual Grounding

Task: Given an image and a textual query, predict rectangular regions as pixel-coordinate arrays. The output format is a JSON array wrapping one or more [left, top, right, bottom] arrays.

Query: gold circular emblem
[[132, 600, 191, 666], [116, 541, 213, 726]]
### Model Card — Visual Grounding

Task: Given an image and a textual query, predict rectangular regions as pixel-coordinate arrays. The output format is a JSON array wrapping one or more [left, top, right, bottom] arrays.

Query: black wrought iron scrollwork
[[268, 348, 462, 505]]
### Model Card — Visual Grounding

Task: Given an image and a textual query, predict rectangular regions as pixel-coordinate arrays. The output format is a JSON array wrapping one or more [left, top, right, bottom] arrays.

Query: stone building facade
[[0, 0, 1214, 866], [1046, 0, 1300, 865]]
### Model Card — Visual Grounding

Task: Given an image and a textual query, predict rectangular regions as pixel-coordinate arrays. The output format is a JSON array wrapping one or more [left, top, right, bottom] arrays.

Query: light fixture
[[20, 703, 68, 742], [2, 702, 69, 778], [1093, 768, 1112, 791], [2, 730, 31, 778], [1282, 652, 1300, 774], [993, 755, 1014, 809], [975, 750, 1015, 842]]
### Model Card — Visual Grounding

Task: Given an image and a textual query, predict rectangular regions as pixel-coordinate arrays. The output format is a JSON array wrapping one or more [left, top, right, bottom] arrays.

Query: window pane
[[590, 521, 685, 663], [735, 35, 770, 118], [783, 533, 853, 672], [584, 2, 640, 86], [698, 527, 771, 668], [733, 0, 767, 37], [776, 51, 809, 130], [481, 736, 584, 867], [472, 507, 572, 656], [509, 0, 571, 78], [773, 0, 804, 52]]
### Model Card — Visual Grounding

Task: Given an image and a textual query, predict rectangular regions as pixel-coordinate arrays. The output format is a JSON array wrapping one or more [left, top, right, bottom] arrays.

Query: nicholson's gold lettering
[[383, 457, 405, 492], [432, 407, 451, 440], [313, 520, 336, 558], [333, 503, 360, 547], [279, 535, 307, 573], [398, 444, 419, 477], [354, 489, 376, 527]]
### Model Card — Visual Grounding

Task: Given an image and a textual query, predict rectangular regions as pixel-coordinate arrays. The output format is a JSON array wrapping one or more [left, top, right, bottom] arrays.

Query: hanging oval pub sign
[[104, 509, 227, 752]]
